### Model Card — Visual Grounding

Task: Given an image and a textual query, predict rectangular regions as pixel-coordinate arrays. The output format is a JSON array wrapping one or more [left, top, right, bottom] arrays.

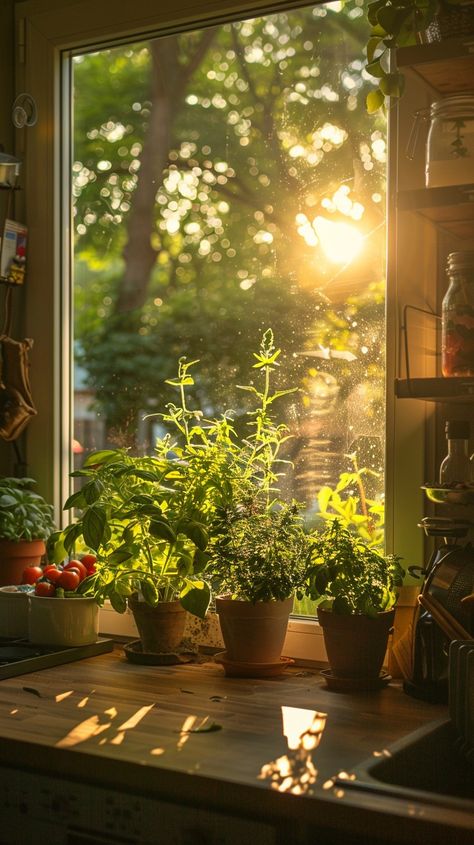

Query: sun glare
[[313, 216, 364, 265]]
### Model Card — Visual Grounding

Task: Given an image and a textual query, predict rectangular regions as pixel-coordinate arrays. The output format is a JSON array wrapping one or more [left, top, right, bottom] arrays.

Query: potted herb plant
[[307, 519, 404, 687], [158, 330, 311, 675], [0, 477, 55, 585], [365, 0, 474, 113], [55, 449, 211, 655]]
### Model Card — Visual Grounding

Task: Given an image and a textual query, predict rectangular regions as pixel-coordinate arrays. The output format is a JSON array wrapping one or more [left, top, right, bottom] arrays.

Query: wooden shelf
[[397, 184, 474, 239], [397, 38, 474, 94], [395, 377, 474, 402]]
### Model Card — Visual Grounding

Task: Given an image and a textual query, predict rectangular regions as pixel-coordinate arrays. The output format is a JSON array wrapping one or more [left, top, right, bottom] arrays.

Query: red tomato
[[42, 565, 63, 584], [35, 581, 56, 597], [21, 565, 44, 585], [64, 560, 88, 581], [58, 569, 80, 591], [80, 554, 97, 572]]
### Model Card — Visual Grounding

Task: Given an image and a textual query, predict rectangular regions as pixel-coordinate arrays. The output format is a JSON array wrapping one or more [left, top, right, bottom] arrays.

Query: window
[[71, 3, 386, 577], [18, 0, 420, 652]]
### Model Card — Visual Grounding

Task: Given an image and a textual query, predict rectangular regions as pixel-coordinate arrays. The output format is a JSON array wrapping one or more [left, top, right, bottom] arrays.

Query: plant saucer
[[214, 651, 295, 678], [124, 639, 197, 666], [321, 668, 391, 692]]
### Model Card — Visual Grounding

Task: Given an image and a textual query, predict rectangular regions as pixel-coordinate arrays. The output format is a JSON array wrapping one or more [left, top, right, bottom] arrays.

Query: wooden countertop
[[0, 646, 471, 844]]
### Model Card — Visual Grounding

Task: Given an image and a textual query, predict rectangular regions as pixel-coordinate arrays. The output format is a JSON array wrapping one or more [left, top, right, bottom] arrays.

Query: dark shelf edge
[[397, 37, 474, 68], [395, 378, 474, 402], [398, 184, 474, 211]]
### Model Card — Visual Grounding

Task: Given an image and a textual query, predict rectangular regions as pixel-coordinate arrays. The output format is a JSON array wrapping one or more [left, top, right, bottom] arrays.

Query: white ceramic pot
[[28, 596, 99, 647], [0, 586, 30, 638]]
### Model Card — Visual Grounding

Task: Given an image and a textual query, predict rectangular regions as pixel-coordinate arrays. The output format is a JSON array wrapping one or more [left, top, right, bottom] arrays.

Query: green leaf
[[109, 591, 127, 613], [140, 579, 158, 606], [108, 547, 134, 565], [182, 521, 208, 551], [366, 35, 383, 62], [193, 548, 209, 574], [63, 489, 87, 511], [180, 581, 211, 619], [366, 89, 385, 114], [149, 519, 176, 544], [177, 553, 193, 577], [83, 506, 108, 549], [82, 481, 101, 505], [62, 522, 84, 554], [82, 450, 121, 468], [366, 59, 385, 79]]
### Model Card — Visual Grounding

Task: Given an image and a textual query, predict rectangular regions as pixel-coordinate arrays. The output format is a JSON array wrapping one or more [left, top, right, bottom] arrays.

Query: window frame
[[15, 0, 425, 653]]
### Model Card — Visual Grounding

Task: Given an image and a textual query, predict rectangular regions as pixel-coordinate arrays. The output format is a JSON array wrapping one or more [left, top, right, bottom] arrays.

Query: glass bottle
[[441, 251, 474, 377], [426, 94, 474, 188], [439, 420, 471, 484]]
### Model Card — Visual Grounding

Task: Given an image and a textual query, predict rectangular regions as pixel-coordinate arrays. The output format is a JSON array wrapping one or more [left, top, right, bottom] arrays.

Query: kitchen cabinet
[[393, 39, 474, 406]]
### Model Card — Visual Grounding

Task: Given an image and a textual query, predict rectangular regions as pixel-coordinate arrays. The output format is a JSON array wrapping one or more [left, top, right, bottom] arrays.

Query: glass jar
[[426, 94, 474, 188], [441, 251, 474, 377]]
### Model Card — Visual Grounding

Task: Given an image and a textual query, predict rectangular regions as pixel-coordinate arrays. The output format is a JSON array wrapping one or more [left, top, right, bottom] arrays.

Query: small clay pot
[[128, 594, 187, 654], [216, 596, 293, 664], [318, 607, 395, 680]]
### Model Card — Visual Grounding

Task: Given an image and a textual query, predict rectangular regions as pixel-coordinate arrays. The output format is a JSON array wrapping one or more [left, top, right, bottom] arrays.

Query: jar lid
[[447, 251, 474, 273], [431, 94, 474, 117], [445, 420, 470, 439]]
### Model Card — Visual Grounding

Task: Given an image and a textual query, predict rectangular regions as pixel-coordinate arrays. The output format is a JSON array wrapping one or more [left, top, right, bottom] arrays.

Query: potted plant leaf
[[0, 477, 55, 586], [54, 449, 212, 656], [365, 0, 474, 113], [307, 519, 404, 688], [158, 330, 312, 676]]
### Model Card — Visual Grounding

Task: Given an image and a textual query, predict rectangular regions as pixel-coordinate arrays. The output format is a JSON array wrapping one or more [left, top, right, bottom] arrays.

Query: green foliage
[[151, 329, 311, 602], [306, 519, 404, 616], [54, 450, 211, 617], [364, 0, 460, 111], [316, 452, 385, 549], [0, 477, 56, 542]]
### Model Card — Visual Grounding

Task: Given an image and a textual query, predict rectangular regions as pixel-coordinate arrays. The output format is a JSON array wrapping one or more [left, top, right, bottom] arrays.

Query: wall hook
[[12, 93, 38, 129]]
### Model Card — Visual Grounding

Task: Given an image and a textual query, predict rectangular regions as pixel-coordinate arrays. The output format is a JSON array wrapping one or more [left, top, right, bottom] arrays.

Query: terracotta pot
[[0, 539, 45, 586], [28, 595, 99, 647], [216, 596, 293, 664], [128, 594, 187, 653], [318, 607, 395, 679]]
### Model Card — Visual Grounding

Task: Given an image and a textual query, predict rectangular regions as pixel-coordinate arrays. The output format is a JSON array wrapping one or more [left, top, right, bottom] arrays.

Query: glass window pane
[[72, 1, 387, 613]]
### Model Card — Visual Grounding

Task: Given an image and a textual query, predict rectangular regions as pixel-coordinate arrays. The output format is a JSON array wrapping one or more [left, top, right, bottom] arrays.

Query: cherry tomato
[[64, 560, 88, 581], [57, 569, 80, 591], [80, 554, 97, 572], [42, 565, 63, 584], [35, 581, 56, 597], [21, 565, 44, 585]]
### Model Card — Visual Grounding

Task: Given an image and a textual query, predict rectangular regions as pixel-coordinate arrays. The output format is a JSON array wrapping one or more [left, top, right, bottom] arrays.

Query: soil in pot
[[128, 595, 187, 654], [216, 596, 293, 664], [0, 539, 45, 586], [318, 607, 395, 680]]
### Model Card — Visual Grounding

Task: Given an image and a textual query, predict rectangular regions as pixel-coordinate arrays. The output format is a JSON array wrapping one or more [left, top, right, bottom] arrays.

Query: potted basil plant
[[307, 519, 404, 687], [0, 477, 55, 585], [55, 449, 211, 655]]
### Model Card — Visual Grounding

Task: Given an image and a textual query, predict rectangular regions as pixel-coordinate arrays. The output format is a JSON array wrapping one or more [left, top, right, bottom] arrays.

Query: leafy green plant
[[306, 519, 404, 616], [151, 328, 310, 603], [316, 453, 385, 550], [365, 0, 463, 113], [53, 450, 211, 618], [0, 477, 55, 542]]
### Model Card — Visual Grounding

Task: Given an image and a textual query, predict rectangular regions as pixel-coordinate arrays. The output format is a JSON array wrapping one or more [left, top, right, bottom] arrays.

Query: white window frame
[[15, 0, 426, 656]]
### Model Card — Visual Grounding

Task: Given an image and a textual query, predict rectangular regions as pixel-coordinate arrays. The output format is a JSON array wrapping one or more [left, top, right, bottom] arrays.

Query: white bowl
[[0, 586, 30, 638], [28, 595, 99, 647]]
